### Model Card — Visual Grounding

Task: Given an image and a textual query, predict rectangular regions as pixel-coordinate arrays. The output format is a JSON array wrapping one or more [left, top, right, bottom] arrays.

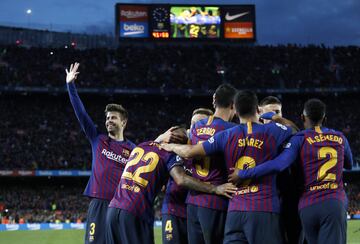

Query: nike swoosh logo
[[225, 12, 249, 21]]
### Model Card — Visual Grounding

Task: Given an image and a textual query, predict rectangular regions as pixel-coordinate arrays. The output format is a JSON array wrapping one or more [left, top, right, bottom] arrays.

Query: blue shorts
[[84, 198, 109, 244], [162, 214, 187, 244], [299, 199, 347, 244], [224, 211, 284, 244], [106, 207, 154, 244], [187, 204, 226, 244]]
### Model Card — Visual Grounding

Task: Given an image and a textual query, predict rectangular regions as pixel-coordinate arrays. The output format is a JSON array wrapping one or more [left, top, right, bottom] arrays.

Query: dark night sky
[[0, 0, 359, 45]]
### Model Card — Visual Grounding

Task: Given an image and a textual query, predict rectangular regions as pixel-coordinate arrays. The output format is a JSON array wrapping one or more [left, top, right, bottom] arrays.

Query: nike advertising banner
[[222, 5, 256, 40], [115, 4, 256, 41]]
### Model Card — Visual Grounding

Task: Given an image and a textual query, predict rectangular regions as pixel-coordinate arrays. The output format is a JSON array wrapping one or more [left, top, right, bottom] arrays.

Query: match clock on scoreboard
[[150, 6, 170, 38]]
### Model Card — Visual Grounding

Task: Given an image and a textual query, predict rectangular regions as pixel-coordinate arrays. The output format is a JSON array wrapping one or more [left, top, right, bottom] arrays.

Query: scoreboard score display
[[115, 4, 256, 41]]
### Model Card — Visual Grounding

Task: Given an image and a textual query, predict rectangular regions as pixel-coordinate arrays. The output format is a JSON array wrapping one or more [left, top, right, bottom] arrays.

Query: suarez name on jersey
[[202, 122, 292, 213]]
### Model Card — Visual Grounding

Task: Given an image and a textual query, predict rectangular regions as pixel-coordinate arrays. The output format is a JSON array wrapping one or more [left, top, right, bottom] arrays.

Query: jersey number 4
[[122, 147, 159, 187]]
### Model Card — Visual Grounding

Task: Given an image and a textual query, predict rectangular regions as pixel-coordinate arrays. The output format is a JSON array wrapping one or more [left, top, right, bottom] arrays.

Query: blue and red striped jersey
[[67, 83, 135, 201], [161, 159, 192, 218], [187, 116, 236, 211], [238, 126, 353, 210], [109, 141, 183, 224], [202, 122, 292, 213]]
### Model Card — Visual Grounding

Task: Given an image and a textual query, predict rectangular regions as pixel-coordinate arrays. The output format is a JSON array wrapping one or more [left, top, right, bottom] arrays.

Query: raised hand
[[65, 62, 80, 83]]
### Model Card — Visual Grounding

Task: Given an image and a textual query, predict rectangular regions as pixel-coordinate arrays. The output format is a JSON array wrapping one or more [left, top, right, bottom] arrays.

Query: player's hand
[[161, 185, 166, 192], [65, 62, 80, 83], [160, 143, 175, 152], [156, 127, 186, 144], [214, 183, 237, 199], [228, 168, 242, 185]]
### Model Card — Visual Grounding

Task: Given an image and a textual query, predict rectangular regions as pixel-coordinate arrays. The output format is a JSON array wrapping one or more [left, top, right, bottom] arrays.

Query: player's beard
[[106, 123, 119, 135]]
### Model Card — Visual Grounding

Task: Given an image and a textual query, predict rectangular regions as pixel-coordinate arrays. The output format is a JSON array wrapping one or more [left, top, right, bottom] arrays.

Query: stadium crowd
[[0, 185, 88, 224], [346, 183, 360, 216], [0, 45, 359, 89], [0, 94, 359, 170]]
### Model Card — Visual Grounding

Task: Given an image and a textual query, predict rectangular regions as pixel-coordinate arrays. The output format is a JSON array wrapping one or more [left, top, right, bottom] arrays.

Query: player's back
[[109, 141, 179, 224], [222, 122, 292, 212], [188, 115, 236, 210], [297, 126, 348, 209]]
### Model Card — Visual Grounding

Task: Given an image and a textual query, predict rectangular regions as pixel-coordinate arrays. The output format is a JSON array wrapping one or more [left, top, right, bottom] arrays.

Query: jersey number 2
[[235, 156, 256, 186], [317, 147, 337, 182], [122, 147, 159, 187]]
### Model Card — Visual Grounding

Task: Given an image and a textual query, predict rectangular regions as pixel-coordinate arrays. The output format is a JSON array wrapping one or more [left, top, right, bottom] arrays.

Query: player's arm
[[169, 166, 237, 199], [261, 112, 299, 133], [343, 137, 353, 170], [161, 143, 206, 158], [161, 130, 228, 158], [66, 63, 97, 140], [228, 135, 302, 184]]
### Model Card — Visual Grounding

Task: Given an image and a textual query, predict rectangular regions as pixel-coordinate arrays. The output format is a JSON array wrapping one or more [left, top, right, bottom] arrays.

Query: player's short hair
[[259, 96, 282, 106], [303, 99, 326, 124], [104, 104, 128, 121], [170, 125, 188, 144], [234, 90, 259, 117], [192, 108, 214, 117], [213, 84, 237, 108]]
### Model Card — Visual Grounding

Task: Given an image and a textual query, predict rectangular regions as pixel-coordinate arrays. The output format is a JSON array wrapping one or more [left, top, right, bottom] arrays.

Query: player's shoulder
[[226, 124, 244, 133], [97, 134, 108, 141], [264, 122, 291, 133], [193, 117, 209, 128], [136, 141, 151, 149], [322, 127, 344, 136], [212, 117, 234, 127], [223, 121, 237, 129], [125, 139, 136, 149], [287, 130, 308, 146]]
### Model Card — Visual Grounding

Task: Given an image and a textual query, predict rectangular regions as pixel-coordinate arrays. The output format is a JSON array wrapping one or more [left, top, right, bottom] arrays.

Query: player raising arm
[[66, 63, 136, 244], [231, 98, 353, 244], [106, 126, 237, 244]]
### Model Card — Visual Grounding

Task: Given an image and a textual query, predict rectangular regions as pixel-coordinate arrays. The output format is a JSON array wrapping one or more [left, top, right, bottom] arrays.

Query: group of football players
[[66, 63, 353, 244]]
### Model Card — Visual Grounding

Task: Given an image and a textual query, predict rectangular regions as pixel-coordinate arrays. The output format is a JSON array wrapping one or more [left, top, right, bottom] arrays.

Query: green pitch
[[0, 221, 360, 244]]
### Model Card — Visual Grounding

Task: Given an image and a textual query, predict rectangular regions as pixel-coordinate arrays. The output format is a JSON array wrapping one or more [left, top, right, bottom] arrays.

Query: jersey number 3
[[122, 147, 159, 187]]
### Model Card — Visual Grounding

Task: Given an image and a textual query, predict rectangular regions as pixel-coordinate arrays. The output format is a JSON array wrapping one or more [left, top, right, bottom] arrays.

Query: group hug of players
[[65, 63, 353, 244]]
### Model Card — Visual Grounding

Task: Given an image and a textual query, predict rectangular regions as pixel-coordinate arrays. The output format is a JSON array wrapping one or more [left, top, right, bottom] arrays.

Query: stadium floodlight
[[26, 9, 32, 15]]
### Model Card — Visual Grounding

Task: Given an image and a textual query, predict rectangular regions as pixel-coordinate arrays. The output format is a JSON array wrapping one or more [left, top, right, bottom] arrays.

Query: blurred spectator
[[0, 185, 88, 223], [0, 45, 359, 89], [0, 93, 358, 170]]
